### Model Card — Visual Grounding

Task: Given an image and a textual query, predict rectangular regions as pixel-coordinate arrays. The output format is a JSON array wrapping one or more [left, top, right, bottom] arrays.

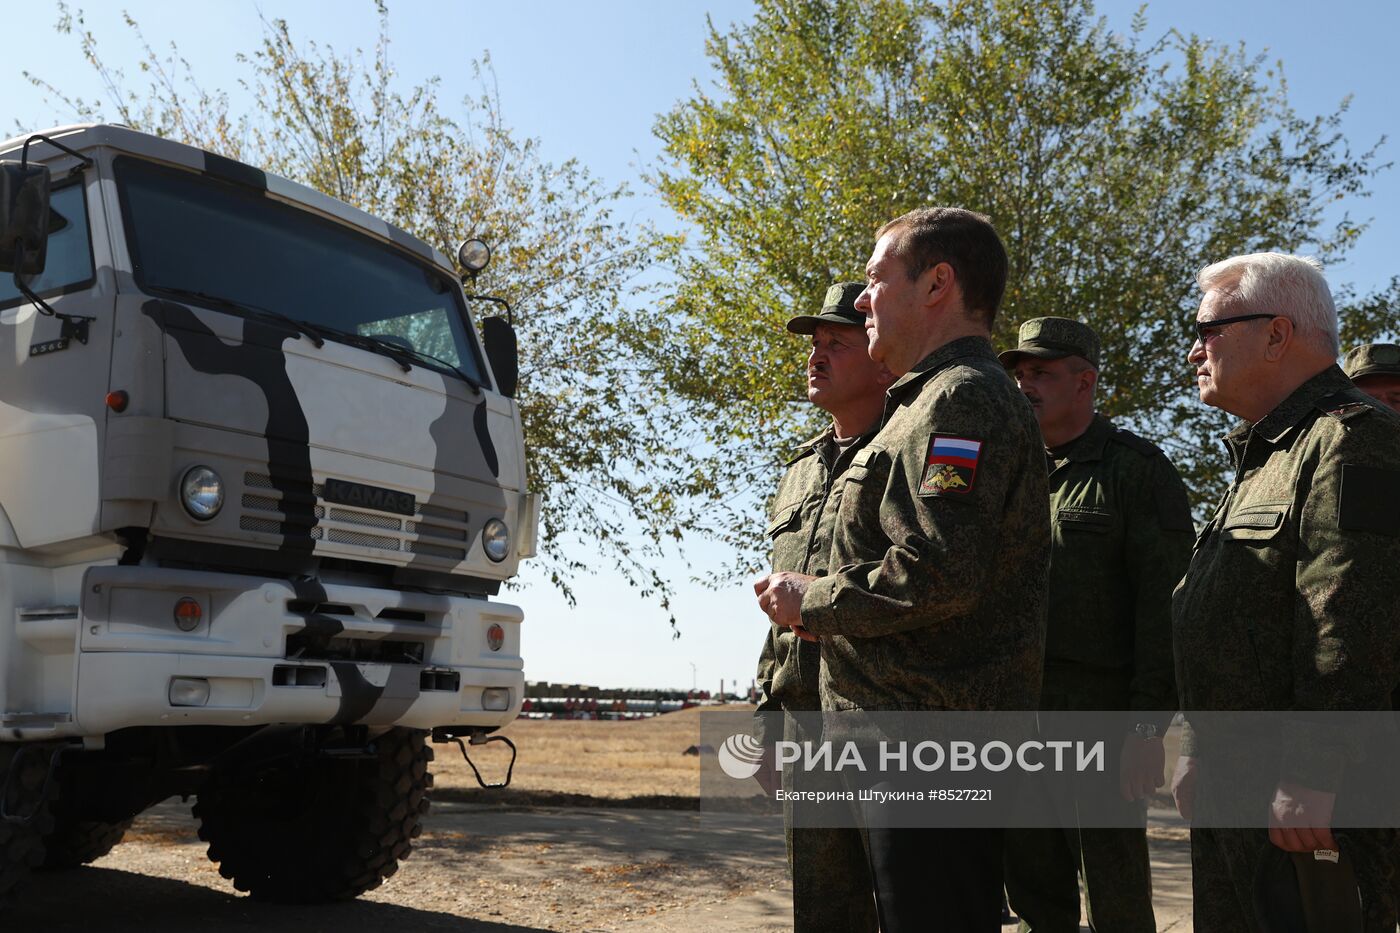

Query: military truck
[[0, 125, 533, 903]]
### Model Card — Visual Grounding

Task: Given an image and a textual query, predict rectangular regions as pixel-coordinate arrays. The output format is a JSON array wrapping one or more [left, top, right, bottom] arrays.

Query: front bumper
[[69, 565, 523, 737]]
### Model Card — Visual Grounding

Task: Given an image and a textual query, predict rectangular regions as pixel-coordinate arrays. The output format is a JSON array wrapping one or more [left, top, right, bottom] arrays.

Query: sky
[[7, 1, 1399, 692]]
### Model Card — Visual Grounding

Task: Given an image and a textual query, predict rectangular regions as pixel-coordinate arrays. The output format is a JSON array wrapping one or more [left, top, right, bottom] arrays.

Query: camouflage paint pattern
[[799, 336, 1050, 711], [754, 428, 878, 933], [1005, 414, 1191, 932], [1173, 365, 1400, 926], [0, 125, 527, 735]]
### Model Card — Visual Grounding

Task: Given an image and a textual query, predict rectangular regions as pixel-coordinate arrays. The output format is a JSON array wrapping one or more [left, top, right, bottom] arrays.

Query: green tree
[[649, 0, 1393, 573], [25, 4, 689, 616]]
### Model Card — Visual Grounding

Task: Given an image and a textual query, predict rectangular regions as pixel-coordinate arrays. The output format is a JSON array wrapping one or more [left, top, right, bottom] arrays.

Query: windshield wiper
[[380, 340, 485, 391], [155, 287, 327, 348], [305, 322, 484, 390], [153, 286, 482, 390]]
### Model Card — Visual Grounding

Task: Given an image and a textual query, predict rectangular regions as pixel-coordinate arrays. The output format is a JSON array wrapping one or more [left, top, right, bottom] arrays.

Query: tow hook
[[433, 730, 516, 789]]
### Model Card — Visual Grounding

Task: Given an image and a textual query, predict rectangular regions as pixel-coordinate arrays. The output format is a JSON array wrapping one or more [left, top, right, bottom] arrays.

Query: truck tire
[[0, 744, 54, 902], [193, 727, 433, 902], [39, 815, 132, 869]]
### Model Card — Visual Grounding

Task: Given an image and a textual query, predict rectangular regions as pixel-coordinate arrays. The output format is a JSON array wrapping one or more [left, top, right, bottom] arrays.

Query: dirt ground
[[10, 708, 1196, 932]]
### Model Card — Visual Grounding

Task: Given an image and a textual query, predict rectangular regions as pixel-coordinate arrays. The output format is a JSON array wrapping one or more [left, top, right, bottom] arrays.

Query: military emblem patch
[[919, 435, 981, 496]]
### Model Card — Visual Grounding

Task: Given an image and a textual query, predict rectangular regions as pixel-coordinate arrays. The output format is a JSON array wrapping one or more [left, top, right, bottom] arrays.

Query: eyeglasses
[[1191, 313, 1279, 343]]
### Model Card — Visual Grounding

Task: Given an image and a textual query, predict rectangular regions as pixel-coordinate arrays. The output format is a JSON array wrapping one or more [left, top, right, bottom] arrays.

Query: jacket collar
[[783, 421, 880, 466], [1229, 364, 1354, 447], [784, 424, 834, 465], [1055, 413, 1114, 463], [887, 335, 998, 404]]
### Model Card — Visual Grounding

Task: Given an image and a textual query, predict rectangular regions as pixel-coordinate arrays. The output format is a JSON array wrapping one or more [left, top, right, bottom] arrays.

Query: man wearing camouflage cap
[[755, 208, 1050, 931], [751, 281, 885, 933], [1172, 252, 1400, 930], [1000, 317, 1193, 933], [1342, 343, 1400, 414], [1342, 343, 1400, 924]]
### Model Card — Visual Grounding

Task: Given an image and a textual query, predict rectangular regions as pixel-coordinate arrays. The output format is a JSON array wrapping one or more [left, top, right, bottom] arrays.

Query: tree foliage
[[649, 0, 1393, 573], [24, 4, 688, 616]]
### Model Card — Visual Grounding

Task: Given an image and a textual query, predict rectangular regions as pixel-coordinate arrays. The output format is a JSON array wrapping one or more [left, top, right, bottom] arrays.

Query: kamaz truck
[[0, 125, 533, 903]]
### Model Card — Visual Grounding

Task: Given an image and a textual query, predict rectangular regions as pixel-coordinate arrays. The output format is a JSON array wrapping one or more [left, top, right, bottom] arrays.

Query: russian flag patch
[[919, 435, 982, 496]]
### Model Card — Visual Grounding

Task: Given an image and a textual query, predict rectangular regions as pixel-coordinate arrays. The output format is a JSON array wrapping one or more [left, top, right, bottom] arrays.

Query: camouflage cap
[[997, 316, 1101, 369], [1341, 343, 1400, 381], [786, 282, 867, 335]]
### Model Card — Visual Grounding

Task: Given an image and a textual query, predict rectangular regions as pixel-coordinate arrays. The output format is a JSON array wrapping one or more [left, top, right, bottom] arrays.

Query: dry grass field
[[430, 705, 732, 802]]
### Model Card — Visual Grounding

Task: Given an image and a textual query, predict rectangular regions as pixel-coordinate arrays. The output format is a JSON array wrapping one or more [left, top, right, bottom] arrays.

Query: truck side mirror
[[0, 161, 52, 276], [481, 315, 519, 398]]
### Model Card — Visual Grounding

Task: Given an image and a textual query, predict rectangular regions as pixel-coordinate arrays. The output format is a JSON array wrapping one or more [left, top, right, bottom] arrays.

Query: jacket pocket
[[1220, 506, 1287, 542], [766, 503, 801, 538]]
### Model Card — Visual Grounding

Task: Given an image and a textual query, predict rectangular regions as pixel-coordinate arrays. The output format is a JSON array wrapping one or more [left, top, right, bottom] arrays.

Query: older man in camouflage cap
[[1173, 252, 1400, 931], [755, 208, 1050, 932], [1000, 316, 1192, 933], [752, 281, 885, 933], [1342, 343, 1400, 414]]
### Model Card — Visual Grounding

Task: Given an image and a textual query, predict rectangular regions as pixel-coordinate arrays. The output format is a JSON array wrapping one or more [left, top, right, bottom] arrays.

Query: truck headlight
[[482, 518, 510, 562], [180, 466, 224, 520]]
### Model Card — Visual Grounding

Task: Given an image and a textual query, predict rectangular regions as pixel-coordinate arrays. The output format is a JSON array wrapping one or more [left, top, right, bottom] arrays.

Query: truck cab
[[0, 125, 533, 904]]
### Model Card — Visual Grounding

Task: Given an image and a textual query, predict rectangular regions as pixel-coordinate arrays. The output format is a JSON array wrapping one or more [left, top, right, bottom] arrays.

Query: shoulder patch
[[1109, 427, 1164, 458], [1338, 464, 1400, 535], [918, 434, 981, 497]]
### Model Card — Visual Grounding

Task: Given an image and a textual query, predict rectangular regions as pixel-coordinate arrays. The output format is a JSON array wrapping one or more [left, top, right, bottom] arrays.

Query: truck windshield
[[114, 156, 487, 386]]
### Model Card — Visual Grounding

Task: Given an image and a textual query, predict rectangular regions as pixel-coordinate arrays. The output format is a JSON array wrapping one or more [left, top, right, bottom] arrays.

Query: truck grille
[[239, 472, 471, 562]]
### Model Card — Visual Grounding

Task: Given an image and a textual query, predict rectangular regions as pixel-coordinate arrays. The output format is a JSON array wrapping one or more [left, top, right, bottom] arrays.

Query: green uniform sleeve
[[799, 381, 1028, 639], [1282, 420, 1400, 790], [1124, 455, 1193, 731], [752, 626, 780, 745]]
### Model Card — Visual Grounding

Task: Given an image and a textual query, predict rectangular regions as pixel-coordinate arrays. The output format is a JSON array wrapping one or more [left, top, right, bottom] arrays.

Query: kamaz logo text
[[323, 478, 417, 516]]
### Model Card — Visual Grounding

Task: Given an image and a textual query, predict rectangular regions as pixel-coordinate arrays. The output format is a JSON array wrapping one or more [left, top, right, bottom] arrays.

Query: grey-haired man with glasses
[[1172, 252, 1400, 930]]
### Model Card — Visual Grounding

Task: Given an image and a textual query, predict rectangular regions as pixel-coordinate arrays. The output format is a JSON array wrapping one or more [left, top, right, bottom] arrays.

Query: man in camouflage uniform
[[1171, 252, 1400, 931], [755, 208, 1050, 932], [1341, 340, 1400, 921], [1342, 342, 1400, 414], [999, 317, 1193, 933], [752, 282, 885, 933]]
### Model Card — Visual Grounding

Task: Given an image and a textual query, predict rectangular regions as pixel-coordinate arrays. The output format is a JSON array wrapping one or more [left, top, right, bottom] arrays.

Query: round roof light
[[458, 238, 492, 274]]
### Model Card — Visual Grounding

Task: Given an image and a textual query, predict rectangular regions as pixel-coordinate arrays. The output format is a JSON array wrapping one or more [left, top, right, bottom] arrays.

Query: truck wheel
[[194, 727, 433, 902], [39, 815, 132, 869], [0, 744, 54, 901]]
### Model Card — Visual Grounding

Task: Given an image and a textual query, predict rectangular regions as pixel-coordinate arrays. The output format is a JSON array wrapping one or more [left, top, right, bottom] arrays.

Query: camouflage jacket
[[1173, 365, 1400, 788], [799, 336, 1050, 711], [1042, 414, 1192, 729], [753, 425, 874, 744]]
